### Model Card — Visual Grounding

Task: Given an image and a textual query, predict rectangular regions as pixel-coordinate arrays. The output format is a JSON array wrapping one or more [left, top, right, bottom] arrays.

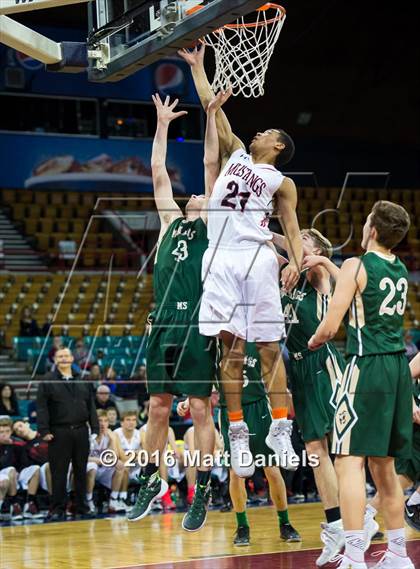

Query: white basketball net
[[204, 4, 286, 98]]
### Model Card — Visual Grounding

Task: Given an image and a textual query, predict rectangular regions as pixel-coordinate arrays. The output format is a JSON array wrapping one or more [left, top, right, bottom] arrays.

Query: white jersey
[[90, 433, 110, 458], [208, 149, 284, 249], [114, 427, 141, 452]]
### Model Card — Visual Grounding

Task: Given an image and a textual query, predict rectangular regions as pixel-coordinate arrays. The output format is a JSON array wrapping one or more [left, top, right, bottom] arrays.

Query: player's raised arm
[[275, 177, 303, 290], [203, 88, 233, 198], [178, 44, 244, 163], [151, 94, 186, 230], [303, 255, 340, 282], [308, 257, 365, 350]]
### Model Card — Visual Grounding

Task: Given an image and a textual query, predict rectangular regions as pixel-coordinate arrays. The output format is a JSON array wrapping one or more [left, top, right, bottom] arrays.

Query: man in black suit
[[37, 346, 99, 520]]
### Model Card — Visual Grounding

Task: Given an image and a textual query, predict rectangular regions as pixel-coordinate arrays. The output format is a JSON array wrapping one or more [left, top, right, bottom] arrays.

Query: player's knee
[[189, 397, 209, 423], [149, 396, 171, 424], [0, 480, 8, 492], [306, 439, 328, 457]]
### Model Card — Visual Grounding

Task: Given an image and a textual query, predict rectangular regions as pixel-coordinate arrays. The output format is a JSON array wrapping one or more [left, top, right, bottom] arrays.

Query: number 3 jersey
[[346, 251, 409, 357], [208, 149, 284, 249], [153, 217, 208, 306]]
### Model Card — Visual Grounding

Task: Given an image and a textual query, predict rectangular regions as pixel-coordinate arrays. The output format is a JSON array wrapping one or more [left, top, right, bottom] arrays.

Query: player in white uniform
[[86, 410, 126, 514], [114, 411, 142, 507], [179, 45, 303, 477]]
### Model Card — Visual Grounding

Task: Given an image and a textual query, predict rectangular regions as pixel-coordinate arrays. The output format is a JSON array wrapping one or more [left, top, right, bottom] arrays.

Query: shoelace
[[320, 525, 340, 547], [371, 550, 390, 566], [329, 553, 344, 565], [230, 428, 250, 452]]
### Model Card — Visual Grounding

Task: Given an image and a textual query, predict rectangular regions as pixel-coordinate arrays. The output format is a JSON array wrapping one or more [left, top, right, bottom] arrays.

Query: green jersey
[[218, 343, 266, 407], [153, 217, 208, 308], [281, 271, 330, 354], [346, 251, 408, 357]]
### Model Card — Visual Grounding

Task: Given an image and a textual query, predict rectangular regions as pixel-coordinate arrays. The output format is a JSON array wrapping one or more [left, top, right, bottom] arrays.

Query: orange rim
[[222, 3, 286, 30]]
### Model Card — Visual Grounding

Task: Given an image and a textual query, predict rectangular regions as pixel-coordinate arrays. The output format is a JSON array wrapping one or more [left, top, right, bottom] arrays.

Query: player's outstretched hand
[[302, 255, 325, 270], [152, 93, 188, 124], [177, 399, 190, 417], [178, 43, 205, 66], [207, 87, 233, 114], [281, 263, 300, 291]]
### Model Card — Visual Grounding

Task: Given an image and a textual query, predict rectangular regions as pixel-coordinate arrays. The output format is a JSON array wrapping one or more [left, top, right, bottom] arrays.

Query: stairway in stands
[[0, 210, 48, 271], [0, 352, 33, 401]]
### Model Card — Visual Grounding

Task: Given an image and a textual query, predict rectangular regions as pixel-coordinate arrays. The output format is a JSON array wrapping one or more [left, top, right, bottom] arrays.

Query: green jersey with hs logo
[[218, 342, 266, 407], [281, 270, 330, 354], [346, 251, 409, 357], [153, 217, 208, 307]]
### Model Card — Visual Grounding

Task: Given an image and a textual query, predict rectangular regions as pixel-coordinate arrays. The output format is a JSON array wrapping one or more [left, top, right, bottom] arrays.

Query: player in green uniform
[[127, 90, 231, 531], [309, 201, 414, 569], [367, 351, 420, 532], [218, 342, 301, 545], [178, 344, 301, 545], [277, 228, 380, 565]]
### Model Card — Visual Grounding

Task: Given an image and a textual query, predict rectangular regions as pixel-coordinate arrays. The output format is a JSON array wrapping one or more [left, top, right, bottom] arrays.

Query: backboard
[[87, 0, 267, 82]]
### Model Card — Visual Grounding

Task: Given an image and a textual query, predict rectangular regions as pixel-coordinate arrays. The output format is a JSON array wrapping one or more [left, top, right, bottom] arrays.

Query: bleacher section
[[0, 273, 153, 346], [1, 189, 156, 269]]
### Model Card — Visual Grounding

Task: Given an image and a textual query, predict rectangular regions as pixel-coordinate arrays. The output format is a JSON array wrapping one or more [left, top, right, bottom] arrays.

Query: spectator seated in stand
[[46, 335, 64, 371], [86, 410, 126, 515], [88, 363, 103, 386], [95, 385, 118, 414], [73, 338, 90, 370], [19, 306, 40, 338], [106, 407, 120, 430], [114, 411, 141, 507], [0, 384, 20, 417], [40, 314, 54, 337], [0, 418, 41, 520], [13, 419, 50, 518]]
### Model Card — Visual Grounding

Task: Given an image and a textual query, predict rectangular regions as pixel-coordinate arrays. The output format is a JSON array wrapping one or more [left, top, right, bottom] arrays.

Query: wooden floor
[[2, 503, 419, 569]]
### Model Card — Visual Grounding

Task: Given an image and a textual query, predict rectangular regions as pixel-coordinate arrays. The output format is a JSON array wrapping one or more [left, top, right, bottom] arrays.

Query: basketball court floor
[[2, 504, 419, 568]]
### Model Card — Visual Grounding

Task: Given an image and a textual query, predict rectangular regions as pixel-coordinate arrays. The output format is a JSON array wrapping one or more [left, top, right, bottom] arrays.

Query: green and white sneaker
[[127, 475, 168, 522], [181, 483, 211, 532]]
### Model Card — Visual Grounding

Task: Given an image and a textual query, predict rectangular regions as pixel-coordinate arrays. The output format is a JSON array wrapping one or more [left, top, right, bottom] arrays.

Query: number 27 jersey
[[208, 149, 284, 249]]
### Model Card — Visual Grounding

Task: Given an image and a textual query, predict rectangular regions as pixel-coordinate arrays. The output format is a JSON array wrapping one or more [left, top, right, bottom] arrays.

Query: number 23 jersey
[[346, 251, 409, 357], [208, 149, 284, 249]]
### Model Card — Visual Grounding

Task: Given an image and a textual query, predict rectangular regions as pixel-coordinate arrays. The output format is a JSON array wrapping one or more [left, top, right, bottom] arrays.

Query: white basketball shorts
[[199, 244, 285, 342]]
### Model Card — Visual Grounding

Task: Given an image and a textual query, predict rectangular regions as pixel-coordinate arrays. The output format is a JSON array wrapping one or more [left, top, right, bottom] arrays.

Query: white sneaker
[[87, 500, 96, 515], [116, 500, 128, 512], [265, 419, 299, 471], [331, 555, 367, 569], [108, 499, 120, 514], [372, 550, 415, 568], [363, 512, 379, 551], [228, 421, 255, 478], [316, 520, 345, 566]]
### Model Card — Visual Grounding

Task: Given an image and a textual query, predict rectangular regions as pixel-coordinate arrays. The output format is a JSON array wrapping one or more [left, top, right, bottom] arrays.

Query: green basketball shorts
[[332, 352, 413, 458], [289, 343, 345, 443], [146, 305, 216, 397]]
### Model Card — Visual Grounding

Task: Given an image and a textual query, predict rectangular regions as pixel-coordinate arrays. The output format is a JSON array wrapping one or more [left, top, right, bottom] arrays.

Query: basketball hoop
[[203, 3, 286, 98]]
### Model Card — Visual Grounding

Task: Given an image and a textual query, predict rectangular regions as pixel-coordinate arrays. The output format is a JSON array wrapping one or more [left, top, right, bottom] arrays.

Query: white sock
[[86, 493, 93, 502], [119, 492, 127, 500], [366, 503, 377, 517], [344, 530, 365, 563], [407, 490, 420, 507], [387, 528, 407, 557], [110, 491, 119, 500], [271, 418, 288, 424]]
